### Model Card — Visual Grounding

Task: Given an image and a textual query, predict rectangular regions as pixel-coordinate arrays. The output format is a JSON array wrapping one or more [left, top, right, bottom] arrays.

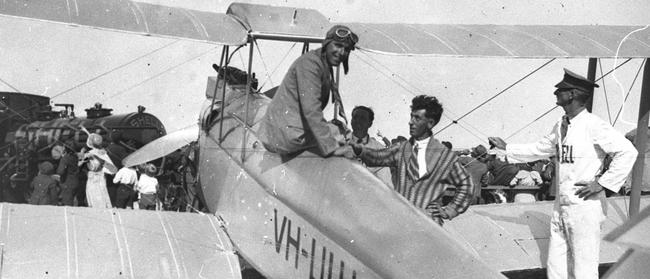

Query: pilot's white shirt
[[505, 109, 637, 206]]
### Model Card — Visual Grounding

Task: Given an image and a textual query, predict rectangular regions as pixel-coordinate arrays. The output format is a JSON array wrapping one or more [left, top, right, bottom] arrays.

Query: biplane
[[1, 0, 649, 278]]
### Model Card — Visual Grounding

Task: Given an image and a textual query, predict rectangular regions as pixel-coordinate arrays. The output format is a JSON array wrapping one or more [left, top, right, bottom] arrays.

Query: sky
[[1, 0, 648, 148]]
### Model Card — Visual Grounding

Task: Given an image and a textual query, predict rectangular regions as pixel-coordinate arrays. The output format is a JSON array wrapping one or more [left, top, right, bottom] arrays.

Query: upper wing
[[0, 203, 241, 278], [344, 23, 650, 58], [3, 1, 649, 57], [0, 0, 248, 45], [228, 3, 650, 58]]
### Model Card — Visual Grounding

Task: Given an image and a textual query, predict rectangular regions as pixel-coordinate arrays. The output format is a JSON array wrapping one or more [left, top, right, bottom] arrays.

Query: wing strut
[[209, 46, 226, 133], [629, 58, 650, 217], [586, 58, 598, 112], [217, 46, 230, 142], [241, 40, 255, 163]]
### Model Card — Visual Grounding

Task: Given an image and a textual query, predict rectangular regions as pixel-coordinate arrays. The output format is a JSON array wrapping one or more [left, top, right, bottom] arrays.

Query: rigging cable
[[354, 51, 490, 141], [613, 59, 645, 126], [594, 58, 632, 83], [504, 58, 634, 142], [52, 40, 180, 100], [598, 58, 613, 124], [257, 42, 298, 90], [505, 106, 559, 140], [435, 58, 556, 135], [610, 25, 649, 217], [101, 46, 219, 102], [0, 40, 180, 125], [0, 77, 20, 92], [611, 25, 650, 128], [253, 40, 275, 89]]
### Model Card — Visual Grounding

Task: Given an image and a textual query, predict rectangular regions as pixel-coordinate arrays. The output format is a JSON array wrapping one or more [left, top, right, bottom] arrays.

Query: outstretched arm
[[354, 142, 402, 167]]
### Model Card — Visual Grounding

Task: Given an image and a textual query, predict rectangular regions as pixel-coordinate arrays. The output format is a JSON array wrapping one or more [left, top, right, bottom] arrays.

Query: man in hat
[[351, 95, 474, 226], [257, 25, 358, 157], [488, 69, 637, 279]]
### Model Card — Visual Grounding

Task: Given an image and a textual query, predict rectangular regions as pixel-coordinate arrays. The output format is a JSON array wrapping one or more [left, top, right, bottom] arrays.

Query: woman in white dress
[[83, 132, 116, 208]]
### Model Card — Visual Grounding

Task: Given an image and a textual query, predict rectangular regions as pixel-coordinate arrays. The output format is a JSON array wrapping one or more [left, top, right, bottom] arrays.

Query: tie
[[408, 143, 420, 180], [560, 115, 570, 139]]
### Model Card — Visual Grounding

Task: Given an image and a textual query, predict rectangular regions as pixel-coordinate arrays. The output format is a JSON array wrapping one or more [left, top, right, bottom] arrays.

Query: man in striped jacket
[[351, 95, 474, 225]]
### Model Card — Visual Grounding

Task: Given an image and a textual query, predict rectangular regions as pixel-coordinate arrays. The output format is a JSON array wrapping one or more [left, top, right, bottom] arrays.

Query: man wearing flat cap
[[258, 25, 358, 157], [489, 69, 637, 279]]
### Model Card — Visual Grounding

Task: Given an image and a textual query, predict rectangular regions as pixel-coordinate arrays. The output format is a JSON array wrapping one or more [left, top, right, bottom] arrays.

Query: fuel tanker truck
[[0, 91, 166, 203]]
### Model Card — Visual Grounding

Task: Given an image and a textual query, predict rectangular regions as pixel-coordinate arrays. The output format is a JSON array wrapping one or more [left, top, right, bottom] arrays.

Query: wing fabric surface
[[227, 2, 328, 42], [226, 3, 650, 57], [602, 204, 650, 278], [0, 0, 248, 45], [342, 23, 650, 58], [0, 203, 241, 278], [3, 1, 649, 57], [445, 196, 650, 272]]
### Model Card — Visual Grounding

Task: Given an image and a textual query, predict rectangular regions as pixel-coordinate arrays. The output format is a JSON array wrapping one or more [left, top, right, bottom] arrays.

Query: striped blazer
[[360, 137, 474, 222]]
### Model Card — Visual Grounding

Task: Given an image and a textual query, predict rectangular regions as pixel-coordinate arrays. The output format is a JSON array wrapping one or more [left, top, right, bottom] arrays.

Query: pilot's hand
[[332, 145, 355, 159], [488, 137, 507, 150], [575, 180, 605, 200]]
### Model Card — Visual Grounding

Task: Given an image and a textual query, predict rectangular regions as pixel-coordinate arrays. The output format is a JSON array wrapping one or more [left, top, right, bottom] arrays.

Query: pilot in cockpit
[[257, 25, 358, 158]]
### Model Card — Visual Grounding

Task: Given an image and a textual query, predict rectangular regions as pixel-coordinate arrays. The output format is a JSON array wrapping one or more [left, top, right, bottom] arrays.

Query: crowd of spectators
[[23, 130, 196, 211]]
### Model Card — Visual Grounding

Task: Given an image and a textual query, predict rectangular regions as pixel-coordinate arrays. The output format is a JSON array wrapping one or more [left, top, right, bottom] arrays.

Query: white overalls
[[506, 110, 637, 279]]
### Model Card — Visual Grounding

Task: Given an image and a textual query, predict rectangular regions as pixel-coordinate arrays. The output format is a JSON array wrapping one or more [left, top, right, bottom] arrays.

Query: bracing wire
[[0, 77, 20, 92], [598, 59, 613, 124], [505, 106, 559, 140], [257, 42, 297, 90], [353, 51, 489, 140], [356, 51, 424, 96], [0, 102, 29, 122], [611, 25, 649, 218], [594, 58, 632, 83], [0, 40, 181, 125], [613, 59, 645, 125], [611, 26, 649, 127], [100, 46, 219, 102], [237, 50, 246, 69], [253, 40, 275, 89], [52, 40, 180, 100], [504, 57, 635, 143], [435, 58, 556, 135], [356, 51, 484, 133]]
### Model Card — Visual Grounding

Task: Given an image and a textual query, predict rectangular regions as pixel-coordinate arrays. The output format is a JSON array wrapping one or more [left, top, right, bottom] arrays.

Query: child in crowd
[[136, 163, 159, 210]]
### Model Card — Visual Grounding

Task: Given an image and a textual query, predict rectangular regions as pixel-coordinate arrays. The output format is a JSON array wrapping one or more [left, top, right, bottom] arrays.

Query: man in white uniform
[[489, 69, 638, 279]]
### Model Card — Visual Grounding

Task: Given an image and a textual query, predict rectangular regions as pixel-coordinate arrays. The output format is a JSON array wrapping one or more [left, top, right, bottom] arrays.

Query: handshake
[[328, 118, 361, 159], [331, 142, 363, 159]]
